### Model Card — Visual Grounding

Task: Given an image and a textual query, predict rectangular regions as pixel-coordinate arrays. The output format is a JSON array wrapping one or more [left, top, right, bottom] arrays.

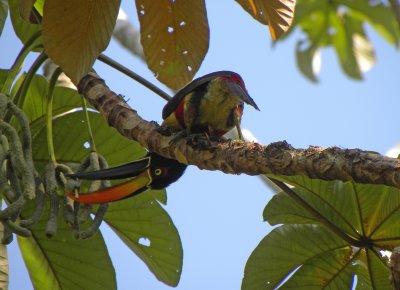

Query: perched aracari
[[66, 71, 259, 203]]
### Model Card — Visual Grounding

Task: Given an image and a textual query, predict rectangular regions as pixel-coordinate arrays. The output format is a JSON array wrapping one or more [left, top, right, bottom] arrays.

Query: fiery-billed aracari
[[66, 71, 259, 203]]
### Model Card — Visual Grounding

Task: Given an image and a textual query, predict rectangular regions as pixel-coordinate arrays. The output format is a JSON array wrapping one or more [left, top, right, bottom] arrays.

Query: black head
[[148, 153, 187, 190]]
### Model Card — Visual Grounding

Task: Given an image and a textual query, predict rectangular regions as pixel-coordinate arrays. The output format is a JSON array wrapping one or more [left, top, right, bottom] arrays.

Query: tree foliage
[[0, 0, 399, 290]]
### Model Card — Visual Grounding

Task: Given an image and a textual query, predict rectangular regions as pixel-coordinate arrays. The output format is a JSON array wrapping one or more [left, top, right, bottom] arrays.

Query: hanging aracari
[[66, 71, 259, 203]]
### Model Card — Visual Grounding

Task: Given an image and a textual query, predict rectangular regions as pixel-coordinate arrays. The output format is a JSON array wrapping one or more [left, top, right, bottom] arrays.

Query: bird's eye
[[154, 168, 163, 176]]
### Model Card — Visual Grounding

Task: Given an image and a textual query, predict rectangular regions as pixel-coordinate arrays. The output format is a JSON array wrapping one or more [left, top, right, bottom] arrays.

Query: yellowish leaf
[[43, 0, 120, 84], [236, 0, 296, 40], [136, 0, 209, 90]]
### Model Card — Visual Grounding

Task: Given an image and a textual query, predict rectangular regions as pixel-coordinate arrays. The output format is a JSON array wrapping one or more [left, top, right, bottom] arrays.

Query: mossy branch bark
[[77, 72, 400, 189]]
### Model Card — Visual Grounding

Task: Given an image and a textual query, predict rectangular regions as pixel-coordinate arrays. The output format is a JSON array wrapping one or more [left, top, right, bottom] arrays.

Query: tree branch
[[77, 72, 400, 189]]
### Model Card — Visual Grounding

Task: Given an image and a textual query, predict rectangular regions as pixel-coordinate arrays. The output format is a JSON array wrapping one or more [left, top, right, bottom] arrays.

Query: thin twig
[[98, 54, 172, 101]]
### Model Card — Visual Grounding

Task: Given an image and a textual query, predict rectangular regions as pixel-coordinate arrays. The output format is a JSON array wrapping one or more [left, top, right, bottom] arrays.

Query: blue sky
[[1, 1, 400, 289]]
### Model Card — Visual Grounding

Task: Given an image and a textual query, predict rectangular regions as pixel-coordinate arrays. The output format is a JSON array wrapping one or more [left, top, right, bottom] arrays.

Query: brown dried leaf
[[136, 0, 209, 90], [236, 0, 296, 40], [43, 0, 120, 83]]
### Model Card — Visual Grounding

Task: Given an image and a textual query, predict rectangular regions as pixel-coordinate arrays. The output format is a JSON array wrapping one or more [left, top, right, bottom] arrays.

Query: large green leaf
[[42, 0, 120, 83], [136, 0, 209, 90], [8, 0, 40, 45], [242, 225, 392, 290], [242, 225, 353, 290], [0, 0, 8, 37], [280, 248, 356, 289], [254, 175, 400, 289], [265, 175, 400, 246], [105, 192, 183, 286], [18, 201, 116, 290]]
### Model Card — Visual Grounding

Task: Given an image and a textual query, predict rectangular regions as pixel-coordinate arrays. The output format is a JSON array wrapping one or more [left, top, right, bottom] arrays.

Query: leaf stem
[[1, 31, 42, 95], [4, 52, 48, 122], [269, 178, 373, 248], [97, 54, 172, 101], [46, 67, 63, 163], [81, 98, 97, 152]]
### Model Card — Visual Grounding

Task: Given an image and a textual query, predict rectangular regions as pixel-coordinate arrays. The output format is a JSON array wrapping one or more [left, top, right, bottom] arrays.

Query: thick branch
[[77, 72, 400, 189]]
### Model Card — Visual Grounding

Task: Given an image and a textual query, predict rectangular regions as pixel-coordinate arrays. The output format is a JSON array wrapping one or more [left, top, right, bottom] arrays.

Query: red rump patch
[[175, 96, 186, 128]]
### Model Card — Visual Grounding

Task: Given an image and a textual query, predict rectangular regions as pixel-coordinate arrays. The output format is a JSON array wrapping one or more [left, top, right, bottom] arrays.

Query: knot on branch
[[264, 141, 295, 173]]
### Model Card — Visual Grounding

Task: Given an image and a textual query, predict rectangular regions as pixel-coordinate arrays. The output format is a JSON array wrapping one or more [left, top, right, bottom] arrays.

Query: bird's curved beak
[[228, 82, 260, 111], [66, 170, 152, 204]]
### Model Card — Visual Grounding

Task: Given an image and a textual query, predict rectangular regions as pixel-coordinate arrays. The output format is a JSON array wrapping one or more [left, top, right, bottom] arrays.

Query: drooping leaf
[[18, 201, 116, 290], [42, 0, 120, 83], [0, 223, 8, 290], [235, 0, 296, 40], [8, 0, 41, 45], [105, 192, 183, 286], [136, 0, 209, 89], [0, 0, 8, 37]]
